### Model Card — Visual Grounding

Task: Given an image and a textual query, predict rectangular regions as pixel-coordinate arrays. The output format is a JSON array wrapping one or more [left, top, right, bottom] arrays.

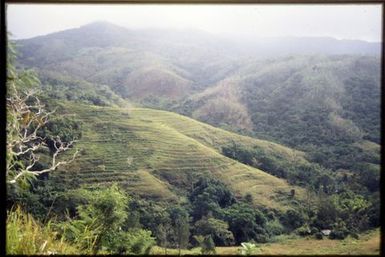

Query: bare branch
[[7, 83, 79, 184], [8, 148, 79, 184], [35, 148, 79, 175], [25, 153, 39, 171], [14, 143, 41, 156]]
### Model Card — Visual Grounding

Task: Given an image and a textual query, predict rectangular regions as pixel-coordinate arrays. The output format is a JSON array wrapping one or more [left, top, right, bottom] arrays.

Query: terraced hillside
[[54, 103, 307, 211]]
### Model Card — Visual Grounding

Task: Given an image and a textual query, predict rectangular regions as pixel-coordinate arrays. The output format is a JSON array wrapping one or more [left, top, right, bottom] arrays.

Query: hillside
[[15, 24, 380, 163], [176, 55, 381, 174], [15, 22, 236, 100], [16, 22, 381, 105], [53, 102, 307, 211]]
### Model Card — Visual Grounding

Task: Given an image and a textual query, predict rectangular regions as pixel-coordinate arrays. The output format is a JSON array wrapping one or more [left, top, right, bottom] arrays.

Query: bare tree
[[6, 42, 78, 185]]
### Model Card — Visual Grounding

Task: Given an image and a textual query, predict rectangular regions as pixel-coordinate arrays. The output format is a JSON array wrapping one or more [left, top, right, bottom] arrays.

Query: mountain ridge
[[16, 21, 381, 45]]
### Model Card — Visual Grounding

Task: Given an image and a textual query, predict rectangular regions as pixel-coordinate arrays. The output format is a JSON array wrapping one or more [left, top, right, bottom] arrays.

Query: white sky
[[6, 4, 382, 42]]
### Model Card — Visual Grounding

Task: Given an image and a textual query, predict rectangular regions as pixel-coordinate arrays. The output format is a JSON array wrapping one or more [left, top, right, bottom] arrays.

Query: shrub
[[350, 232, 359, 240], [314, 232, 323, 240], [281, 209, 305, 231], [255, 234, 269, 243], [194, 217, 234, 246], [310, 227, 319, 234], [329, 230, 348, 240], [266, 219, 284, 236], [296, 225, 311, 236], [58, 184, 156, 254], [124, 229, 156, 254], [201, 235, 216, 254]]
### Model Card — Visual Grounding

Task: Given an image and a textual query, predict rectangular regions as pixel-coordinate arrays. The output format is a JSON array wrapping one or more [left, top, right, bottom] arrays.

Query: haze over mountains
[[16, 21, 381, 89], [18, 21, 381, 56]]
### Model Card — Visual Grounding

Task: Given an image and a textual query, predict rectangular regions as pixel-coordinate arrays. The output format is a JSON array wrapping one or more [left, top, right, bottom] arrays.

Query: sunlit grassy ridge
[[56, 103, 306, 210], [131, 107, 307, 161]]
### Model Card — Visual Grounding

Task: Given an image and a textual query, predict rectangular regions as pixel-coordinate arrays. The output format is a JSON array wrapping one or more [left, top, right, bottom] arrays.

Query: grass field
[[54, 102, 309, 211], [150, 229, 380, 255]]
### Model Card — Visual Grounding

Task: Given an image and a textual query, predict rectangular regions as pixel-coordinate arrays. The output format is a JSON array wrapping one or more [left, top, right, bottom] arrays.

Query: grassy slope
[[150, 229, 380, 255], [56, 103, 307, 211]]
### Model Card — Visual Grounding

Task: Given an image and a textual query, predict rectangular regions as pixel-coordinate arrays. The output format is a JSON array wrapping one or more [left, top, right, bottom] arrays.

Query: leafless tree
[[6, 53, 78, 185]]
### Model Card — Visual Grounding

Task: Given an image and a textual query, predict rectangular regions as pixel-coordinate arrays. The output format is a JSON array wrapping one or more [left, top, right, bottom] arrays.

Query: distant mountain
[[16, 21, 380, 100], [226, 36, 381, 57]]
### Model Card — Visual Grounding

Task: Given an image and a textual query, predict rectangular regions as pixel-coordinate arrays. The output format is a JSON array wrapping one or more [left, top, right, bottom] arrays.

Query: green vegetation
[[48, 103, 304, 211], [39, 70, 127, 107], [6, 206, 79, 255], [6, 45, 154, 255], [8, 98, 378, 254], [58, 184, 155, 254], [7, 186, 156, 255], [178, 56, 380, 177], [7, 22, 380, 255], [221, 143, 332, 189]]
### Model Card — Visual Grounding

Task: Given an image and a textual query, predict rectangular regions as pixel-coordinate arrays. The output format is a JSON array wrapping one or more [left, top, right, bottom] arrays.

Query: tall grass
[[6, 205, 78, 255]]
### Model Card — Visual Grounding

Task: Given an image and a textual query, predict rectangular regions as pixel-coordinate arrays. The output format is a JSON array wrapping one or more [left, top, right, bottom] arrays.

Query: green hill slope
[[176, 55, 381, 174], [54, 103, 306, 211]]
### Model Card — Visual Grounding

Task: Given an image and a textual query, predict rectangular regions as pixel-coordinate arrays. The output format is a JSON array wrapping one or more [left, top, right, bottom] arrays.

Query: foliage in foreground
[[7, 184, 156, 255], [6, 206, 78, 255], [58, 184, 155, 254]]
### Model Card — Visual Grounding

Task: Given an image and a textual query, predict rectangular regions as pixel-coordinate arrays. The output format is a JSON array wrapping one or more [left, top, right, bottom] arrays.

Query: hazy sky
[[6, 4, 382, 42]]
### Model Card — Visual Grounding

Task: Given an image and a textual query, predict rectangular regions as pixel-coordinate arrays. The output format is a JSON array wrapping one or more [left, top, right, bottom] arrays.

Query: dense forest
[[6, 22, 381, 255]]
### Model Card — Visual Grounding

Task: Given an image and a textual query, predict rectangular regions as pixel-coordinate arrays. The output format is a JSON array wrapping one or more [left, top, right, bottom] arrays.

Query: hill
[[52, 102, 308, 211], [15, 21, 380, 105], [175, 55, 381, 174], [15, 22, 236, 101]]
